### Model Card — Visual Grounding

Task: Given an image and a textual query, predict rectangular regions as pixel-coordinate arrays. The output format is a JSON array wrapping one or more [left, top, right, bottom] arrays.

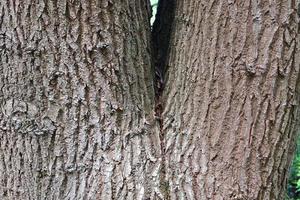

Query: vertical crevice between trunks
[[151, 0, 176, 198], [152, 0, 175, 98]]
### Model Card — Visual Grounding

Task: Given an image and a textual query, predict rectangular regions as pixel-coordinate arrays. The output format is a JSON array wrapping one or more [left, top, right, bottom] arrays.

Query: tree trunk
[[0, 1, 162, 199], [159, 0, 300, 199], [1, 0, 300, 199]]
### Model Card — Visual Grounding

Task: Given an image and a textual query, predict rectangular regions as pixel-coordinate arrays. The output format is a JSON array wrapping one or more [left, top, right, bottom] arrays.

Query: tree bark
[[0, 1, 162, 199], [160, 0, 300, 199], [1, 0, 300, 199]]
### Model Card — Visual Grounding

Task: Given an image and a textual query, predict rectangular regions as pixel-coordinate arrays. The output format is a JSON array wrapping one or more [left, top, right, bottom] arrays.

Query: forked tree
[[0, 0, 300, 199]]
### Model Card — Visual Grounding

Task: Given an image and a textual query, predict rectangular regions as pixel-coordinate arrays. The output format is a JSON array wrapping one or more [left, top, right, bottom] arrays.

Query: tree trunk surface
[[0, 1, 162, 199], [1, 0, 300, 200], [160, 0, 300, 199]]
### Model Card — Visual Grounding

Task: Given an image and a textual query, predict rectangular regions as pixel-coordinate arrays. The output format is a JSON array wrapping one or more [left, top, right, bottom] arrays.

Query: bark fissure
[[152, 0, 176, 198], [152, 0, 176, 98]]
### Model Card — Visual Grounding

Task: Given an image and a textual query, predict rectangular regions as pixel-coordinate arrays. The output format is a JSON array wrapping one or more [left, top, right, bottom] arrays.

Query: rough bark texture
[[2, 0, 300, 199], [0, 1, 163, 199], [159, 0, 300, 199]]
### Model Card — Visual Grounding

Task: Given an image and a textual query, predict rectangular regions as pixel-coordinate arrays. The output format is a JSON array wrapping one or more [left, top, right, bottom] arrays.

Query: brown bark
[[159, 0, 300, 199], [0, 1, 162, 199], [1, 0, 300, 199]]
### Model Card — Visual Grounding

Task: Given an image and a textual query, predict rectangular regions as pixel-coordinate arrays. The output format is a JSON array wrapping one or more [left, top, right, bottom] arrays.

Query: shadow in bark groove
[[152, 0, 176, 98], [151, 0, 176, 199]]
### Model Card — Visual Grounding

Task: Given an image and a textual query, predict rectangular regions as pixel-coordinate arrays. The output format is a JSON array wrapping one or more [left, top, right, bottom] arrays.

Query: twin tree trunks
[[0, 0, 300, 199]]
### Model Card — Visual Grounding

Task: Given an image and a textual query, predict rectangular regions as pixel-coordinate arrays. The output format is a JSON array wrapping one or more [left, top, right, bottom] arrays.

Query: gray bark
[[0, 1, 162, 199], [1, 0, 300, 199], [159, 0, 300, 199]]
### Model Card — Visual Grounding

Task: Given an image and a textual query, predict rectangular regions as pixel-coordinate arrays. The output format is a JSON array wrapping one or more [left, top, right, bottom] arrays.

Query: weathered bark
[[158, 0, 300, 199], [2, 0, 300, 199], [0, 1, 163, 199]]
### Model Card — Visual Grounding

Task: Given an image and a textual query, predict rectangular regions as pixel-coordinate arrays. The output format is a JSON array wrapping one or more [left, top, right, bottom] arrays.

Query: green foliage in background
[[288, 136, 300, 199], [151, 0, 158, 25]]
